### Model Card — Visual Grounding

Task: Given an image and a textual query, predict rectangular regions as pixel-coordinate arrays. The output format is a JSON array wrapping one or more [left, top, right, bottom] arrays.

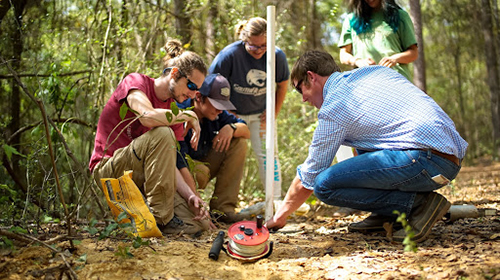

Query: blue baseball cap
[[199, 74, 236, 111]]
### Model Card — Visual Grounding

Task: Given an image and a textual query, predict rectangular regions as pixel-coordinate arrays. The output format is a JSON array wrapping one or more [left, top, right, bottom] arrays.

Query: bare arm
[[259, 80, 289, 123], [178, 167, 197, 194], [265, 176, 314, 230], [231, 123, 250, 139], [379, 44, 418, 67], [340, 45, 376, 67], [175, 168, 212, 222], [212, 122, 250, 152], [275, 80, 288, 116], [127, 89, 201, 147]]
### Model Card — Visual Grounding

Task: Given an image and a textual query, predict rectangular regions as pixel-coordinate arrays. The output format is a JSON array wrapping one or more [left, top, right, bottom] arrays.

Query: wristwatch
[[229, 123, 237, 131]]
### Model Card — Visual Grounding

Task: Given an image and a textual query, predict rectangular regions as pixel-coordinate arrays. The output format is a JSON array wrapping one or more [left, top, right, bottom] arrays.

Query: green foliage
[[83, 214, 150, 255], [74, 253, 88, 270], [0, 0, 496, 228], [132, 236, 150, 249], [393, 210, 418, 253], [115, 245, 134, 258], [0, 226, 29, 249], [2, 144, 26, 161], [119, 102, 129, 120], [1, 236, 14, 249], [82, 217, 127, 240]]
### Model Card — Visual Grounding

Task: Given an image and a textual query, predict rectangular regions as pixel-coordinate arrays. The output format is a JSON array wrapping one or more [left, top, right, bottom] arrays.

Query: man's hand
[[264, 215, 287, 232], [187, 195, 217, 229], [212, 124, 234, 152], [181, 111, 201, 151]]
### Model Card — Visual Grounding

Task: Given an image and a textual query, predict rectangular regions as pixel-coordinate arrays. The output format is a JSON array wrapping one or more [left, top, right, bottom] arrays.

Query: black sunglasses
[[164, 67, 199, 91], [294, 79, 303, 94]]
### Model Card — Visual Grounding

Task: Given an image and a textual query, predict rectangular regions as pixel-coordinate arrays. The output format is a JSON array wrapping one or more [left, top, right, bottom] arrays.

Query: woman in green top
[[338, 0, 418, 80]]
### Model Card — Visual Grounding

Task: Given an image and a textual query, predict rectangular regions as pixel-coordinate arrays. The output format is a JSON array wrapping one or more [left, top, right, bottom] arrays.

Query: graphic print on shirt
[[247, 69, 266, 87], [233, 69, 267, 96]]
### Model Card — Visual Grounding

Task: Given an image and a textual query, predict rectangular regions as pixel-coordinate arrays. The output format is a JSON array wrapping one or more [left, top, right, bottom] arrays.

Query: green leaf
[[119, 102, 129, 120], [171, 102, 179, 116], [1, 236, 14, 248], [2, 144, 26, 161], [84, 227, 98, 236], [117, 211, 129, 222], [43, 215, 53, 223], [165, 111, 173, 123], [132, 236, 149, 249], [9, 226, 28, 234], [76, 253, 87, 263]]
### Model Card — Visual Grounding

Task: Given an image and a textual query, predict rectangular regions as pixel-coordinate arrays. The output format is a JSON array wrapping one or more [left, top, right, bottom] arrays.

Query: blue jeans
[[313, 149, 461, 217]]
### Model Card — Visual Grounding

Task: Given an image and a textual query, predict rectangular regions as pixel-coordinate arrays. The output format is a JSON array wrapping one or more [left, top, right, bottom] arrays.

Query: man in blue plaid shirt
[[266, 50, 468, 242]]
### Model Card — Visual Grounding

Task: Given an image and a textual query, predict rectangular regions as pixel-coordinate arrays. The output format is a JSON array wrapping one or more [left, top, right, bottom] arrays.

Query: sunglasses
[[294, 79, 303, 94], [245, 42, 267, 51], [164, 67, 199, 91]]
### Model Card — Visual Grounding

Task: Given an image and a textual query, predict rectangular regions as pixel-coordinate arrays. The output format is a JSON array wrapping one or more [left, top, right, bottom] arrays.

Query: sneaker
[[348, 213, 402, 233], [392, 192, 451, 243]]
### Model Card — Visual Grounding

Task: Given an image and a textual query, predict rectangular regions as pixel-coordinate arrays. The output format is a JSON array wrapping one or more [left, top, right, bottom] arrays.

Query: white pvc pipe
[[265, 5, 276, 222]]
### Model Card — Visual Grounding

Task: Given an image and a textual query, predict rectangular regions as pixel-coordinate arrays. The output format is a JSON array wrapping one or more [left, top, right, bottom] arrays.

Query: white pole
[[265, 5, 276, 222]]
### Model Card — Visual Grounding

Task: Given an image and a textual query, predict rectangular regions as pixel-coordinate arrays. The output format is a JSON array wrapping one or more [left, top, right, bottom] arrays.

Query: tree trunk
[[117, 0, 128, 66], [480, 0, 500, 159], [307, 0, 323, 50], [173, 0, 192, 45], [409, 0, 426, 92], [205, 0, 218, 60], [7, 0, 27, 168], [0, 0, 11, 25]]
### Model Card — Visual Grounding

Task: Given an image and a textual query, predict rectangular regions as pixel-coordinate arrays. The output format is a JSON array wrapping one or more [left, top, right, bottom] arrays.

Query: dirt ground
[[1, 162, 499, 280]]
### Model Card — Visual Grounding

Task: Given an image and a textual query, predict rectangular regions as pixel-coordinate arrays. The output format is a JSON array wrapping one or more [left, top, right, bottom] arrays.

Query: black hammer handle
[[209, 231, 225, 260]]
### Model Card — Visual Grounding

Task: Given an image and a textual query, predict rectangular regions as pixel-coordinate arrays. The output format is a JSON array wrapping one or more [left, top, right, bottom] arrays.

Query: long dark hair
[[347, 0, 402, 34]]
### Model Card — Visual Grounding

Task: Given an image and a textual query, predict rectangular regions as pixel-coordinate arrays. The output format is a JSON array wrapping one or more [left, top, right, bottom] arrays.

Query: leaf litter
[[0, 163, 499, 280]]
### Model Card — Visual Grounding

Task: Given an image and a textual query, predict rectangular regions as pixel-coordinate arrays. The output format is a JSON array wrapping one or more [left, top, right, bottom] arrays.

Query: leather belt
[[420, 149, 460, 166]]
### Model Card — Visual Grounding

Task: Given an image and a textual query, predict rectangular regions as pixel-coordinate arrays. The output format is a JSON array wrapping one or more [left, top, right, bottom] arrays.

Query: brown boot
[[213, 211, 251, 224], [158, 215, 203, 235], [348, 213, 402, 233], [392, 192, 451, 243]]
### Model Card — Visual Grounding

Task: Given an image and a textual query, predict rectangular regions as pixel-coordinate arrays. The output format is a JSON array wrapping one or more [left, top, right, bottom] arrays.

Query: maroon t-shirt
[[89, 73, 183, 172]]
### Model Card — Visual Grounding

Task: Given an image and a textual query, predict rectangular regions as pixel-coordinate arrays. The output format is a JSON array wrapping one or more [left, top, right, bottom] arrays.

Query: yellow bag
[[100, 170, 162, 238]]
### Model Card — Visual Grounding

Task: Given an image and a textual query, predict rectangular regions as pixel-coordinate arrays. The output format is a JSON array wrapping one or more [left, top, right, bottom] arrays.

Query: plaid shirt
[[297, 66, 468, 190]]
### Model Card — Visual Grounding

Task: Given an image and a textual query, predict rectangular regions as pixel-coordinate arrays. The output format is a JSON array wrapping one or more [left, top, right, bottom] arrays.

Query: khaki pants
[[193, 137, 247, 214], [93, 127, 209, 232]]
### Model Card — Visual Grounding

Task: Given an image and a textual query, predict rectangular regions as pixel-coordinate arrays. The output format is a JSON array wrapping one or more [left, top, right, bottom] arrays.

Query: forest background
[[0, 0, 499, 227]]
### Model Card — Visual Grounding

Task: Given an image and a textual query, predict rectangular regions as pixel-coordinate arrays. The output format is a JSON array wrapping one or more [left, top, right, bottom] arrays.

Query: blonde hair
[[162, 39, 207, 76], [235, 17, 267, 42]]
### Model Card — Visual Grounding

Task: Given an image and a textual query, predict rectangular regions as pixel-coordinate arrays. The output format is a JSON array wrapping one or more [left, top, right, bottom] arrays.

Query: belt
[[419, 149, 460, 166]]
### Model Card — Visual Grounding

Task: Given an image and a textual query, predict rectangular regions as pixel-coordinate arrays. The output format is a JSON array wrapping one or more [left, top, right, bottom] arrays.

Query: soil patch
[[1, 163, 499, 280]]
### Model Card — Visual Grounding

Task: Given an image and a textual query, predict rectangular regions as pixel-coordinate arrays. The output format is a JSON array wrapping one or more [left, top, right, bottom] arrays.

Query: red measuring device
[[209, 215, 273, 262]]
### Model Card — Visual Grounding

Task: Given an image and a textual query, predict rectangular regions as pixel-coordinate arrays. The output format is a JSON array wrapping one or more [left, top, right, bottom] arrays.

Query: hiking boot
[[348, 213, 402, 233], [158, 215, 201, 235], [393, 192, 451, 243], [333, 207, 362, 217], [213, 211, 251, 224]]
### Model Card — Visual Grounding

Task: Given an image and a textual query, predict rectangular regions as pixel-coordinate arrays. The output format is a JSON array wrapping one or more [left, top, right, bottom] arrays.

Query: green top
[[338, 9, 417, 80]]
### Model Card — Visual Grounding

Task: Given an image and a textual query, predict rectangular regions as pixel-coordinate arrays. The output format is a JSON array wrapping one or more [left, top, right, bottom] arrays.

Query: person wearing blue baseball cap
[[177, 74, 252, 224]]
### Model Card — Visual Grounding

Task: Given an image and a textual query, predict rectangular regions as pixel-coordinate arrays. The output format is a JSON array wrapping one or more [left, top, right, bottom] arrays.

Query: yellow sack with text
[[100, 170, 162, 238]]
